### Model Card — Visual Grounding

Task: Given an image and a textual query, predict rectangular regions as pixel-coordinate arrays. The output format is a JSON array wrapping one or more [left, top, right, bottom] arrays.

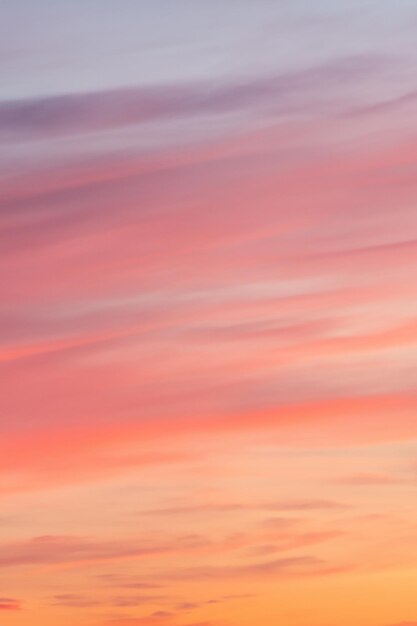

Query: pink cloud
[[1, 390, 416, 494]]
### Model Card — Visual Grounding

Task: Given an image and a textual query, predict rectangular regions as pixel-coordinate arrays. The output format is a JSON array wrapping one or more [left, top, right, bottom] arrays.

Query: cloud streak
[[0, 55, 387, 139]]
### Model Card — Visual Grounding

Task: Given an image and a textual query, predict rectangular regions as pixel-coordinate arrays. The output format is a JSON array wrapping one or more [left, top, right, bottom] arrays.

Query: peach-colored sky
[[1, 2, 417, 625]]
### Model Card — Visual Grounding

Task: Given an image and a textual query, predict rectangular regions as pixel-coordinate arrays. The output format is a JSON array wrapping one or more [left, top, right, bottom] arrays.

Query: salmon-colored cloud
[[0, 597, 21, 611], [1, 388, 416, 496]]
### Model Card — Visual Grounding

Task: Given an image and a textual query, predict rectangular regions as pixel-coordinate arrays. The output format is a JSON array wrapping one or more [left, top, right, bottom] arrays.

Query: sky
[[1, 1, 417, 625]]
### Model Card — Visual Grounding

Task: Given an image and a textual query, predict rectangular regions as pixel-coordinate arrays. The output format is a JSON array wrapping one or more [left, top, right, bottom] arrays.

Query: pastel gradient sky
[[1, 2, 417, 625]]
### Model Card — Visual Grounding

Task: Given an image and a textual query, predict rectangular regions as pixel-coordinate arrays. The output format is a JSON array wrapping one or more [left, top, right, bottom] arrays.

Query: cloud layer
[[2, 2, 417, 626]]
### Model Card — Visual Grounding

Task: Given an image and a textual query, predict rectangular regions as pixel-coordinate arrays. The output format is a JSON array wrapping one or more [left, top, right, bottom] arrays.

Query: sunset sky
[[1, 2, 417, 625]]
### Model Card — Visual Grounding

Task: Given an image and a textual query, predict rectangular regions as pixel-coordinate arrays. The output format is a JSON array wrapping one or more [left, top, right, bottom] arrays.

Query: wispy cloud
[[0, 55, 388, 139], [157, 556, 348, 582]]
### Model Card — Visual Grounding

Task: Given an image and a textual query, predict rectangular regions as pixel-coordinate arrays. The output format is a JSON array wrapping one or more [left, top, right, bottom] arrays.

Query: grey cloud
[[0, 55, 387, 139]]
